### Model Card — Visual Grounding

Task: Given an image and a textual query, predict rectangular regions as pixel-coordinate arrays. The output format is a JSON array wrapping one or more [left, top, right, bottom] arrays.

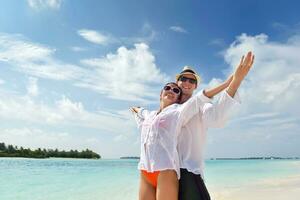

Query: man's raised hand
[[226, 51, 255, 97], [233, 51, 255, 82]]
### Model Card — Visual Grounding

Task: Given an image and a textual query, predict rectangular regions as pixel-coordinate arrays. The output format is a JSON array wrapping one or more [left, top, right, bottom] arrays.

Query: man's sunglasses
[[178, 76, 197, 84], [163, 85, 181, 94]]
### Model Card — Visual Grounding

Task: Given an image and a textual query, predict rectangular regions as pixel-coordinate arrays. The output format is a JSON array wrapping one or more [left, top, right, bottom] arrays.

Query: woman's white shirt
[[133, 90, 211, 179]]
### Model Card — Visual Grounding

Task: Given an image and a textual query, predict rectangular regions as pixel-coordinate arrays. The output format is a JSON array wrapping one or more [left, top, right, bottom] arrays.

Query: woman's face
[[160, 83, 181, 105]]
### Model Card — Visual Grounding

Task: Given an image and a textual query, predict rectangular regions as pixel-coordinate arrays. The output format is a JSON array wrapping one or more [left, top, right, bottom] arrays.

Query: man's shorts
[[179, 168, 211, 200]]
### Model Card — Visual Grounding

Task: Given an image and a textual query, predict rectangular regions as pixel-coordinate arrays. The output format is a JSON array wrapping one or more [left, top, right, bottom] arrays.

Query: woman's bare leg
[[139, 172, 156, 200], [156, 170, 178, 200]]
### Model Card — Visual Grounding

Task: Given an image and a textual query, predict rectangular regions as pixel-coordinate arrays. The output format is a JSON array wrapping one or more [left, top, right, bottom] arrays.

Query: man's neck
[[180, 93, 192, 103]]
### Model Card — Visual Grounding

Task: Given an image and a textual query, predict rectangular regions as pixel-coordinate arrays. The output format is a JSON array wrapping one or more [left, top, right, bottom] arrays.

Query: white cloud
[[121, 23, 158, 45], [85, 137, 99, 144], [0, 127, 103, 153], [0, 127, 69, 148], [0, 88, 141, 157], [0, 79, 4, 85], [0, 85, 140, 157], [27, 0, 63, 10], [205, 33, 300, 157], [251, 117, 298, 127], [210, 38, 226, 46], [0, 125, 139, 158], [233, 112, 280, 122], [0, 33, 168, 103], [78, 29, 115, 45], [113, 134, 127, 142], [70, 46, 86, 52], [0, 88, 137, 134], [138, 23, 158, 42], [78, 23, 158, 47], [169, 26, 188, 34], [224, 33, 300, 116], [0, 33, 85, 80], [27, 77, 39, 97], [0, 33, 53, 62], [79, 43, 169, 102]]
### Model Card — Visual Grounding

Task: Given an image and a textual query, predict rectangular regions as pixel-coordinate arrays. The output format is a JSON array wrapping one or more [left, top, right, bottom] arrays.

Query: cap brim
[[175, 72, 201, 84]]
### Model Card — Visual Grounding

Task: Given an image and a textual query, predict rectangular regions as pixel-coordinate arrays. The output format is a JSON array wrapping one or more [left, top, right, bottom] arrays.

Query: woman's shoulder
[[172, 103, 181, 108], [165, 104, 181, 113]]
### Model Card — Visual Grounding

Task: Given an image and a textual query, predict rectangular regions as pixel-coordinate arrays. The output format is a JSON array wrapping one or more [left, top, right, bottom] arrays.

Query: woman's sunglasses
[[163, 85, 181, 94], [178, 76, 197, 84]]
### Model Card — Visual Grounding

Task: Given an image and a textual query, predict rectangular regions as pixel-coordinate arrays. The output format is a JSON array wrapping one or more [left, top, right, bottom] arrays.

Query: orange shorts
[[141, 170, 160, 188]]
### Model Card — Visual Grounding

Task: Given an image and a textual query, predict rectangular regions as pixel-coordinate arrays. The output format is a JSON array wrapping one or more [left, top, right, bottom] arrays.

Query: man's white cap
[[175, 66, 201, 85]]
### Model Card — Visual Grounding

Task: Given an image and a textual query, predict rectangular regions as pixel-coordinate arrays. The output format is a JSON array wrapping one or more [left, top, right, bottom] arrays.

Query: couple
[[131, 51, 255, 200]]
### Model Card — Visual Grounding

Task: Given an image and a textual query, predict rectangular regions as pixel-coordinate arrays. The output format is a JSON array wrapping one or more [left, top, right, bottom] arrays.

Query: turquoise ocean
[[1, 158, 300, 200]]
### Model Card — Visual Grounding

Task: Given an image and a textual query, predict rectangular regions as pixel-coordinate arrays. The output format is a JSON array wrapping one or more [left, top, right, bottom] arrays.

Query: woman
[[131, 82, 211, 200]]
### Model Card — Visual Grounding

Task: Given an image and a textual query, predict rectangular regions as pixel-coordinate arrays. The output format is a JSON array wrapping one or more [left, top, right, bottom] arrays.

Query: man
[[176, 52, 254, 200]]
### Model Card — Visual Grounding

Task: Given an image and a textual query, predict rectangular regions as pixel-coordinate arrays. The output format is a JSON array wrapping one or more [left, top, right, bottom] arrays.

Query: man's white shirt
[[178, 90, 241, 178]]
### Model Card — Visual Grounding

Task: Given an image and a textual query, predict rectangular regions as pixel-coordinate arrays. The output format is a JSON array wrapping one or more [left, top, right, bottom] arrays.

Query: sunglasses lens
[[164, 85, 180, 94], [189, 79, 197, 84], [180, 77, 187, 82], [180, 76, 196, 84], [173, 88, 180, 94], [164, 86, 171, 91]]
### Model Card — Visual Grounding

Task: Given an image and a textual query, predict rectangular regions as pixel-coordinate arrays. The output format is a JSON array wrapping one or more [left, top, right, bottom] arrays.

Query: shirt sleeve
[[133, 108, 150, 130], [178, 90, 212, 126], [202, 90, 241, 128]]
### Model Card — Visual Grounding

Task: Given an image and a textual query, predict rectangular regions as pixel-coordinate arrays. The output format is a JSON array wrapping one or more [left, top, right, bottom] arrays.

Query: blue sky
[[0, 0, 300, 158]]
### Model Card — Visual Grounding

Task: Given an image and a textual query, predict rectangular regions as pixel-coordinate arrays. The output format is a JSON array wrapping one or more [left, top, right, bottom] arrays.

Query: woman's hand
[[130, 107, 141, 114]]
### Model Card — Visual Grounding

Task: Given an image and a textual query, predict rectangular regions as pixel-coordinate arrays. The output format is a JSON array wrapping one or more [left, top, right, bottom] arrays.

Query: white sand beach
[[210, 175, 300, 200]]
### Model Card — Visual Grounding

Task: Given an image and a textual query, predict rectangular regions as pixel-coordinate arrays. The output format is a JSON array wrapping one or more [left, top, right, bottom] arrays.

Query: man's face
[[177, 74, 197, 96]]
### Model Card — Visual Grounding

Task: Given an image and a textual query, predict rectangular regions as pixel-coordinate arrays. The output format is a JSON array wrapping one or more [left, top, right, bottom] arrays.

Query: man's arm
[[227, 51, 255, 97], [203, 75, 233, 98], [203, 51, 254, 99], [202, 51, 255, 128], [202, 91, 240, 128]]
